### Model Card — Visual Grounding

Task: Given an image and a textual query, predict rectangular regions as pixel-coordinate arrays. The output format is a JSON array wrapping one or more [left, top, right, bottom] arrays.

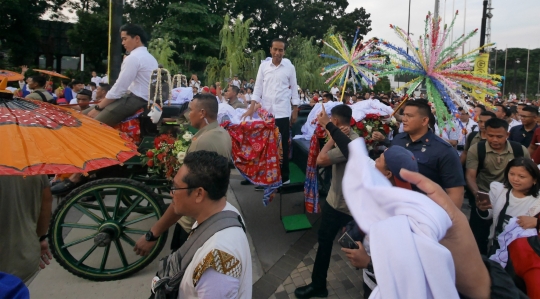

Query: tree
[[286, 35, 326, 90], [66, 0, 109, 73], [1, 0, 67, 65], [205, 15, 266, 85], [490, 48, 540, 97], [148, 36, 180, 75]]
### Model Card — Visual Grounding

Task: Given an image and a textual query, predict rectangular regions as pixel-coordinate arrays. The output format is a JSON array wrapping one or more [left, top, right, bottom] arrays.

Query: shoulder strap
[[467, 131, 478, 148], [494, 189, 512, 238], [477, 140, 486, 173], [154, 210, 245, 297], [33, 90, 48, 102], [509, 141, 524, 158], [471, 124, 478, 132]]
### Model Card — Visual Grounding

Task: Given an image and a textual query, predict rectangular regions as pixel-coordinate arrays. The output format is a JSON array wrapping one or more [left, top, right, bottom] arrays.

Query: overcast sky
[[347, 0, 540, 50]]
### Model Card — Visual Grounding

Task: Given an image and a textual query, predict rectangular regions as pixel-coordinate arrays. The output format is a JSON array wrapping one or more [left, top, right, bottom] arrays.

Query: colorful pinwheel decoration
[[378, 11, 502, 130], [320, 28, 384, 101]]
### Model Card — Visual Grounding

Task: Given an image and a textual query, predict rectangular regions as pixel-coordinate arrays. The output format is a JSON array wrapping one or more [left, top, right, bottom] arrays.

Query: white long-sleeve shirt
[[251, 58, 300, 119], [105, 46, 158, 101]]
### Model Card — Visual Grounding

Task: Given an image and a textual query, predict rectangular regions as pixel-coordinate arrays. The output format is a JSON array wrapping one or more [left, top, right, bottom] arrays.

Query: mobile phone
[[477, 191, 490, 204], [338, 232, 359, 249]]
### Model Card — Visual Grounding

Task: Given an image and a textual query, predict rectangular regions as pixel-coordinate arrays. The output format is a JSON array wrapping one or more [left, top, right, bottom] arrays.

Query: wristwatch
[[94, 105, 104, 111], [145, 231, 159, 242], [39, 234, 48, 242]]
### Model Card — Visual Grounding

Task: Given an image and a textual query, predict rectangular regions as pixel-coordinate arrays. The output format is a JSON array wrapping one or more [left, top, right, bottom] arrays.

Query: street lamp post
[[513, 59, 520, 94]]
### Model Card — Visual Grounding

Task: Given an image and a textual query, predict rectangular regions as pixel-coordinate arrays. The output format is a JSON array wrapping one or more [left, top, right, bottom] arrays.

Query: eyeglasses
[[170, 185, 195, 194]]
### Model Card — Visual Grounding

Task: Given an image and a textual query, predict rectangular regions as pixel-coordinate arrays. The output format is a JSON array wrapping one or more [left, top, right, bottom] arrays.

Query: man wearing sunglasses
[[134, 93, 232, 255]]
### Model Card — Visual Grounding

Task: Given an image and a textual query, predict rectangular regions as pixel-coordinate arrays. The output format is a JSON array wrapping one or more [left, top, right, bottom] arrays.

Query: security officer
[[392, 100, 465, 207]]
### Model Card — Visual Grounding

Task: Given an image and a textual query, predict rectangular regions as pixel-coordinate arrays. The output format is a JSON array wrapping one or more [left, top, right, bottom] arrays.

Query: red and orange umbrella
[[0, 70, 24, 82], [0, 93, 138, 175], [33, 69, 70, 80]]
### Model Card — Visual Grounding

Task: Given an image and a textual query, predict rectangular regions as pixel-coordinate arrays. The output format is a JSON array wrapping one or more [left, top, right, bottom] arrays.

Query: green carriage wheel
[[49, 178, 168, 281]]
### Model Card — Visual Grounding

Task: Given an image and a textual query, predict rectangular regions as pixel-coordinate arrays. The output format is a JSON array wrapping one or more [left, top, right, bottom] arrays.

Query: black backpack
[[476, 139, 524, 172], [151, 210, 245, 299]]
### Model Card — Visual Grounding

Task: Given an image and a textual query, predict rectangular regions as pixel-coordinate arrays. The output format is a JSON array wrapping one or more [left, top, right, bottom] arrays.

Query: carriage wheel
[[49, 178, 168, 281]]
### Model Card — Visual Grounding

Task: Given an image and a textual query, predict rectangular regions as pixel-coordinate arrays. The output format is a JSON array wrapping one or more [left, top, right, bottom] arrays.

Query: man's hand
[[291, 107, 298, 124], [517, 216, 538, 229], [339, 126, 350, 136], [317, 104, 330, 127], [372, 131, 385, 142], [241, 107, 255, 121], [476, 195, 492, 211], [39, 240, 52, 269], [400, 169, 491, 299], [134, 235, 157, 256], [341, 242, 370, 269], [87, 108, 100, 118], [20, 65, 28, 74]]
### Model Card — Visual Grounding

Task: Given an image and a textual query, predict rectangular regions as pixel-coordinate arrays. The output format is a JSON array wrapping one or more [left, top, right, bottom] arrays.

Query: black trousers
[[170, 223, 189, 252], [311, 202, 353, 287], [275, 117, 290, 182], [469, 201, 493, 255]]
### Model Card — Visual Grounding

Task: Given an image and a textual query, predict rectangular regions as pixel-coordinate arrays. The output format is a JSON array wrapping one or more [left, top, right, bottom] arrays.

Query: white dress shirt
[[251, 58, 300, 119], [90, 76, 102, 85], [101, 75, 108, 84], [231, 79, 241, 88], [105, 46, 158, 101]]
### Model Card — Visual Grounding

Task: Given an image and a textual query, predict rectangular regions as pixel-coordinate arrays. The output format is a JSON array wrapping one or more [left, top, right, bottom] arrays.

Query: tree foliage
[[148, 36, 180, 75], [491, 48, 540, 97], [204, 15, 266, 85]]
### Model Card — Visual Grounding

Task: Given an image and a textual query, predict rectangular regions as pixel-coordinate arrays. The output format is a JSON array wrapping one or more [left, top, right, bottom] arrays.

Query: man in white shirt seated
[[85, 24, 158, 126], [169, 151, 252, 298]]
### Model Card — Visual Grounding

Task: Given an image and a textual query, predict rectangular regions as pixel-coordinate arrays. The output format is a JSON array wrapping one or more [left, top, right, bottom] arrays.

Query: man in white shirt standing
[[242, 38, 300, 184], [90, 71, 101, 86], [85, 24, 158, 126], [231, 75, 241, 88], [330, 84, 339, 97]]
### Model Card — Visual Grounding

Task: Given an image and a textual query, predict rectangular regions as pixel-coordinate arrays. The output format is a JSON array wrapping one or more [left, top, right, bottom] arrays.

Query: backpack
[[151, 210, 246, 299], [32, 90, 56, 105], [476, 140, 524, 173], [465, 126, 478, 149]]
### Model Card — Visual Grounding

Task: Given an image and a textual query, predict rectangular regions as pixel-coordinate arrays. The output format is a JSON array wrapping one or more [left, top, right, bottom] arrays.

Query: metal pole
[[407, 0, 411, 54], [462, 0, 466, 56], [537, 60, 540, 96], [526, 48, 530, 97], [513, 61, 518, 94], [109, 0, 123, 85], [494, 49, 497, 74], [502, 47, 507, 96], [479, 0, 488, 50]]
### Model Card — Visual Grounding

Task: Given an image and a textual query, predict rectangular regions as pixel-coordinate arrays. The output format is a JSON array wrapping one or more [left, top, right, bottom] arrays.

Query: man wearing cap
[[294, 105, 358, 298], [342, 145, 419, 298], [391, 100, 465, 207]]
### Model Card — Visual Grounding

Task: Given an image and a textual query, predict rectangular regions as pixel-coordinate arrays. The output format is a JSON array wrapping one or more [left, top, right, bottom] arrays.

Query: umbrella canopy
[[0, 70, 24, 82], [0, 95, 138, 175], [33, 69, 70, 79]]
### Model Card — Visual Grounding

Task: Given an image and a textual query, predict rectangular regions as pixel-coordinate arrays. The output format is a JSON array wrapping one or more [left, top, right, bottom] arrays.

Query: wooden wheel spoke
[[99, 244, 111, 271], [123, 228, 147, 235], [122, 213, 157, 227], [112, 189, 123, 220], [120, 234, 136, 247], [73, 204, 104, 224], [77, 243, 99, 265], [117, 196, 145, 223], [61, 223, 99, 230], [61, 233, 98, 249], [114, 240, 129, 268], [93, 191, 111, 220]]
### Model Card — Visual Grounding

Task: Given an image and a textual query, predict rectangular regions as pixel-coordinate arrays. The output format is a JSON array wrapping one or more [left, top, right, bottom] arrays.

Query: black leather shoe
[[294, 284, 328, 298], [51, 179, 76, 195], [240, 179, 252, 185]]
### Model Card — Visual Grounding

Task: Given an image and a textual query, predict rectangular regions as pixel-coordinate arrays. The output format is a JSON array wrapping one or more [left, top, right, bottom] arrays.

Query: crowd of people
[[1, 22, 540, 299]]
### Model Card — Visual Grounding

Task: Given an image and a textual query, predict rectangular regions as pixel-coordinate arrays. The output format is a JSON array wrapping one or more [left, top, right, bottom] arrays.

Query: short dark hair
[[479, 111, 496, 118], [518, 103, 527, 107], [485, 117, 509, 131], [495, 103, 510, 117], [98, 83, 111, 91], [404, 99, 431, 117], [323, 94, 333, 102], [193, 93, 218, 120], [120, 24, 148, 45], [228, 85, 239, 95], [71, 80, 83, 85], [475, 104, 486, 112], [330, 105, 352, 125], [271, 38, 287, 49], [88, 82, 97, 88], [504, 157, 540, 197], [522, 105, 539, 116], [182, 151, 230, 200], [29, 75, 46, 87]]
